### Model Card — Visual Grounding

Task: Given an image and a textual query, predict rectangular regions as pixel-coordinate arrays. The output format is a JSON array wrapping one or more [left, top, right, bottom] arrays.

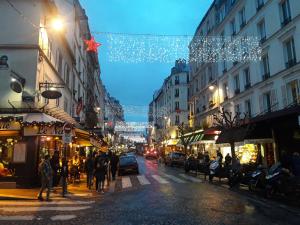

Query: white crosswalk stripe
[[0, 199, 95, 221], [0, 216, 35, 221], [122, 177, 132, 188], [0, 200, 94, 206], [1, 206, 91, 212], [51, 215, 77, 221], [179, 174, 202, 183], [163, 174, 187, 183], [152, 175, 169, 184], [137, 175, 151, 185]]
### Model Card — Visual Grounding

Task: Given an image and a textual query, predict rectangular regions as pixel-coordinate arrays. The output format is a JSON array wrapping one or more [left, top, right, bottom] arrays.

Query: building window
[[286, 80, 299, 104], [257, 20, 266, 43], [175, 101, 180, 110], [239, 7, 246, 29], [243, 68, 251, 89], [230, 19, 236, 36], [261, 54, 270, 80], [175, 76, 179, 85], [280, 0, 291, 26], [284, 37, 297, 69], [64, 64, 70, 88], [234, 74, 240, 94], [263, 92, 272, 113], [222, 60, 227, 73], [223, 82, 229, 100], [175, 115, 180, 125], [175, 89, 179, 97], [64, 97, 68, 112], [235, 104, 240, 115], [208, 66, 213, 82], [57, 51, 63, 76], [256, 0, 264, 11], [78, 83, 81, 99], [245, 99, 252, 118]]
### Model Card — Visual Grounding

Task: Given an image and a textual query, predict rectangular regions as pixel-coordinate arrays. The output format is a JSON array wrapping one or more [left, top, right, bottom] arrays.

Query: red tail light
[[154, 151, 157, 154], [146, 151, 149, 154]]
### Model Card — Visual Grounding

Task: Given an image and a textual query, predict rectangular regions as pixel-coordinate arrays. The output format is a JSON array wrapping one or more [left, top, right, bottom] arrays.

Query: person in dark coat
[[291, 152, 300, 177], [110, 153, 119, 180], [85, 154, 94, 189], [224, 153, 232, 167], [94, 155, 107, 193], [50, 151, 60, 187], [61, 158, 69, 197], [38, 155, 52, 201]]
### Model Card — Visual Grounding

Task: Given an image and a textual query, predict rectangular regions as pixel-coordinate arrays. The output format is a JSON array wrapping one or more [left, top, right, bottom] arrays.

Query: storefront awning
[[216, 123, 273, 144]]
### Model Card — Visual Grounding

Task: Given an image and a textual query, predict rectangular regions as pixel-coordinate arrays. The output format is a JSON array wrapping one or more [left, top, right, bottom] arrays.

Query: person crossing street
[[37, 155, 53, 201]]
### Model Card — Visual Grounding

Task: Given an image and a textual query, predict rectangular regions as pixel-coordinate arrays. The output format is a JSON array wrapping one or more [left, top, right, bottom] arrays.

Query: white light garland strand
[[106, 34, 261, 64]]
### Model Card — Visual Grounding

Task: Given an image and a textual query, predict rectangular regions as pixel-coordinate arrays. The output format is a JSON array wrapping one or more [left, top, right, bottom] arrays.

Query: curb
[[0, 195, 35, 201]]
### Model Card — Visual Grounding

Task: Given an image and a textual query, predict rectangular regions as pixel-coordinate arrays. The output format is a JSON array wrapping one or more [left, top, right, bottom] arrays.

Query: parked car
[[165, 152, 186, 167], [118, 155, 139, 176], [144, 149, 158, 159]]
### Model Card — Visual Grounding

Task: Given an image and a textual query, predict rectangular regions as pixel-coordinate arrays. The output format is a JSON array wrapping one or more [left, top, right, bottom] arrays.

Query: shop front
[[0, 113, 104, 187], [0, 118, 23, 187], [216, 123, 276, 167]]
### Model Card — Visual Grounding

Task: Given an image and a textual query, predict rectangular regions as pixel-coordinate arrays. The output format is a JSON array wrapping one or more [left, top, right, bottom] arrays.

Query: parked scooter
[[265, 163, 300, 198], [248, 165, 267, 192], [209, 160, 228, 181]]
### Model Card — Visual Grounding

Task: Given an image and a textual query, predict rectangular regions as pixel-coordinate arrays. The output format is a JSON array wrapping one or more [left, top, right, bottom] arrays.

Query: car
[[118, 155, 139, 176], [144, 149, 158, 159], [165, 152, 186, 167]]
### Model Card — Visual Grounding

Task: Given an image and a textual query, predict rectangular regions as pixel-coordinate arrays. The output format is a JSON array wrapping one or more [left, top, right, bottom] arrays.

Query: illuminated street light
[[51, 18, 64, 31], [209, 85, 215, 91]]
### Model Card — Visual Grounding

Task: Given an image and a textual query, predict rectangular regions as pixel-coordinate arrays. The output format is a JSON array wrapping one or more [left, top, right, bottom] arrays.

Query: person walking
[[94, 155, 107, 193], [61, 158, 69, 197], [85, 154, 94, 189], [50, 150, 60, 187], [38, 155, 53, 201], [110, 153, 119, 180]]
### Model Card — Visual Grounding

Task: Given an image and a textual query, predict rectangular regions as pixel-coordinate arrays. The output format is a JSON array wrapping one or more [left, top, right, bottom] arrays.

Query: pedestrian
[[110, 153, 119, 180], [61, 158, 69, 197], [37, 155, 53, 201], [216, 150, 223, 165], [50, 150, 60, 187], [291, 152, 300, 177], [224, 153, 232, 167], [94, 155, 107, 193], [85, 154, 94, 189]]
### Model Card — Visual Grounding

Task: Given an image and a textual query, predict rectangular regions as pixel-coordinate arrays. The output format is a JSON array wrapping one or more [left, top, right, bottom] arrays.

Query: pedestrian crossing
[[113, 173, 203, 192], [0, 199, 95, 222]]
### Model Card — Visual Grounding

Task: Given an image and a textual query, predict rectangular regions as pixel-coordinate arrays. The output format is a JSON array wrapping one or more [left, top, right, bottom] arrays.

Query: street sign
[[62, 123, 72, 144]]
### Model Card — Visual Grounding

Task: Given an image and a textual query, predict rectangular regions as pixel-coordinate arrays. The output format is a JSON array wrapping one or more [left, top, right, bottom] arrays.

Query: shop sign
[[24, 125, 65, 136], [0, 121, 21, 131]]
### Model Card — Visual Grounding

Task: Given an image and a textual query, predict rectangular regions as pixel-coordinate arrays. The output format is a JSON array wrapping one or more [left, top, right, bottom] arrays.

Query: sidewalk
[[0, 176, 110, 200]]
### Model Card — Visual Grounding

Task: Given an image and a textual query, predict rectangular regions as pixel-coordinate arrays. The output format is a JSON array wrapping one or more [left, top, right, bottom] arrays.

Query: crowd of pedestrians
[[37, 150, 119, 201]]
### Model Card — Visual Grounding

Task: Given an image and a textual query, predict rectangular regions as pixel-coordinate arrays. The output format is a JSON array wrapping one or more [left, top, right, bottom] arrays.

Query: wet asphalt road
[[1, 155, 300, 225]]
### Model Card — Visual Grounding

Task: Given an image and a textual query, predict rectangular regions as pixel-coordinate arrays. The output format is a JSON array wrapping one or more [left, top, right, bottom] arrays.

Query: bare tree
[[213, 108, 249, 161], [178, 122, 192, 155]]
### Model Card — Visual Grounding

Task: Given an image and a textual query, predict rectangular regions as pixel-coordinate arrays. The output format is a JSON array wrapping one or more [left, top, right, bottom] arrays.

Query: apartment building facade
[[188, 0, 300, 165], [0, 0, 105, 186], [148, 59, 189, 152]]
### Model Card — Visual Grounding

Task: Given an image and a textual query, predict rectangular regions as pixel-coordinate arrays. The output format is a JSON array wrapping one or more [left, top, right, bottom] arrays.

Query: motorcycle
[[264, 163, 299, 198], [209, 160, 227, 182], [248, 165, 267, 192]]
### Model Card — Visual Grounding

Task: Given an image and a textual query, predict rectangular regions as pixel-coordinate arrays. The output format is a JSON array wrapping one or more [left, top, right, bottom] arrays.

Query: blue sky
[[80, 0, 213, 122]]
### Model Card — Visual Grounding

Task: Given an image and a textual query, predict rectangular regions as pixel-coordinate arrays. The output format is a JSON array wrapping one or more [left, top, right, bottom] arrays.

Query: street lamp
[[51, 17, 64, 31]]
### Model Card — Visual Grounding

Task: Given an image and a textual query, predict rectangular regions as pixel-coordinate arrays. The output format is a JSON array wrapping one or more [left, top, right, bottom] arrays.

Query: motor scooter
[[248, 165, 267, 192]]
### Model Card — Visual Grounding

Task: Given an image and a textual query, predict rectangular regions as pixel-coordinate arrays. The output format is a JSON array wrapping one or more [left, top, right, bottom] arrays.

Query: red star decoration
[[84, 36, 101, 53]]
